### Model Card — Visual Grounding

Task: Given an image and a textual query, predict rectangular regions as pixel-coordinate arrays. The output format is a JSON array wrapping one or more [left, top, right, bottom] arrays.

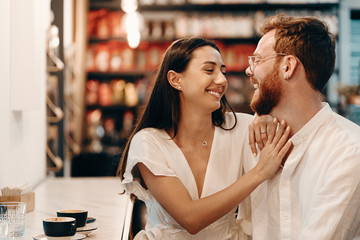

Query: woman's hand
[[254, 120, 292, 180], [249, 114, 278, 157]]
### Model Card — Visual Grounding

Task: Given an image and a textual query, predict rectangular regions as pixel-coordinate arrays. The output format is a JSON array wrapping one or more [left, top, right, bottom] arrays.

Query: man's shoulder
[[328, 111, 360, 138], [319, 111, 360, 153]]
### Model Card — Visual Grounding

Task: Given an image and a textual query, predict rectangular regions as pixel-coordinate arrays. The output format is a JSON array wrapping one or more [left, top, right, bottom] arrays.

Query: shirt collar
[[291, 102, 332, 146]]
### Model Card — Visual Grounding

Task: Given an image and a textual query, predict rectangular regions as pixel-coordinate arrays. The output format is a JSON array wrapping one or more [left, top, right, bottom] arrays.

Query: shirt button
[[281, 182, 288, 188]]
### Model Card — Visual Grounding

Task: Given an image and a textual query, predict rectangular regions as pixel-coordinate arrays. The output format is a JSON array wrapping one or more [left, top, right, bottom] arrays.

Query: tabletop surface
[[25, 177, 133, 240]]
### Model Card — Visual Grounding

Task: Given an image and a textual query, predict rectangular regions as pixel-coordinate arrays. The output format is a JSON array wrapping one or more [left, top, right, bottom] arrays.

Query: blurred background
[[0, 0, 359, 189]]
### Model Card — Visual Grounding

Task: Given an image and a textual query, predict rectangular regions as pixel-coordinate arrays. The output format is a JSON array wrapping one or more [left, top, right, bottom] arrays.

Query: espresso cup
[[57, 209, 88, 228], [43, 217, 76, 238]]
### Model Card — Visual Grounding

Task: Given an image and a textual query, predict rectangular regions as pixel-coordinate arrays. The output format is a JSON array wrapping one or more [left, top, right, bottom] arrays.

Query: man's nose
[[245, 66, 253, 76]]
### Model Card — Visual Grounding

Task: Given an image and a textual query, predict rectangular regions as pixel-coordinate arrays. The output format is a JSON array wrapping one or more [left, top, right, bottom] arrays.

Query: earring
[[178, 86, 181, 89]]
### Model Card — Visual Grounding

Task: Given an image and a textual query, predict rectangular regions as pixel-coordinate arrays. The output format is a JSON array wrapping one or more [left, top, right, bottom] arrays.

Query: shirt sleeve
[[235, 113, 255, 238], [297, 144, 360, 240], [121, 129, 176, 201]]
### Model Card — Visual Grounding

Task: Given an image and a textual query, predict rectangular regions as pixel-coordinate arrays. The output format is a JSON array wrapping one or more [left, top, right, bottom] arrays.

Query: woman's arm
[[138, 120, 291, 234]]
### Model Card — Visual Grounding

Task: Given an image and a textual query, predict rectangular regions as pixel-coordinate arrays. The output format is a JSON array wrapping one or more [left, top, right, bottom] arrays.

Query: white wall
[[0, 0, 50, 189]]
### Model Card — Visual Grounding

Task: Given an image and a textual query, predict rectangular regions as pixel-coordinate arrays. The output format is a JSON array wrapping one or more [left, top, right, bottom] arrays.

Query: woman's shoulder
[[224, 112, 254, 128], [133, 128, 165, 142]]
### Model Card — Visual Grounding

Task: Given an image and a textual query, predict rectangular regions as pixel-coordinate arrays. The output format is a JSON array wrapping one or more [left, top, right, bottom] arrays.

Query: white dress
[[122, 113, 254, 240]]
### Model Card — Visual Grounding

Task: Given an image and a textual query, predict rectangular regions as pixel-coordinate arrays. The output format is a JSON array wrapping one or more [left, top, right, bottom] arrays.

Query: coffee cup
[[57, 209, 88, 228], [43, 217, 76, 238]]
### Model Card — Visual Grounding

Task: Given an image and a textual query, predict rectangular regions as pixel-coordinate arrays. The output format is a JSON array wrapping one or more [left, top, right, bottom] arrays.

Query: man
[[240, 14, 360, 239]]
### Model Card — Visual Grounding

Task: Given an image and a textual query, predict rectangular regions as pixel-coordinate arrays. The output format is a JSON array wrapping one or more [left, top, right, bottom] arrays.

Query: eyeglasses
[[248, 53, 286, 72]]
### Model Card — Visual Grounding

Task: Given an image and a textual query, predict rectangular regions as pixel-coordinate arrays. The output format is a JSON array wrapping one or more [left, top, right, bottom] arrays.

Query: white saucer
[[76, 224, 98, 236], [33, 233, 86, 240]]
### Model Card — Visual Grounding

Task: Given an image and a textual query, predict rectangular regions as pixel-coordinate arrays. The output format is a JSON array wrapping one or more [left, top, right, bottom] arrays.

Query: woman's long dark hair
[[117, 37, 237, 180]]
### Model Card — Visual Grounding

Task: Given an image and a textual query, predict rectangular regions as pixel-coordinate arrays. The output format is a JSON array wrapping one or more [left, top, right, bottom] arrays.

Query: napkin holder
[[0, 192, 35, 213]]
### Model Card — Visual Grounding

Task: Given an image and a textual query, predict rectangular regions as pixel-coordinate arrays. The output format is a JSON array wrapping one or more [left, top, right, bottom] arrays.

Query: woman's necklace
[[174, 126, 213, 148], [201, 128, 213, 147]]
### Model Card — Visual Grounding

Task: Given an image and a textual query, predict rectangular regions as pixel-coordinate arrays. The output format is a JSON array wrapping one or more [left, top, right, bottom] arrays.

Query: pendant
[[202, 140, 208, 147]]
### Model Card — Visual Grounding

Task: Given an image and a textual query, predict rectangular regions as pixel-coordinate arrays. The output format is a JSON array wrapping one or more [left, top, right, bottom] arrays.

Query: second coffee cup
[[57, 210, 88, 228]]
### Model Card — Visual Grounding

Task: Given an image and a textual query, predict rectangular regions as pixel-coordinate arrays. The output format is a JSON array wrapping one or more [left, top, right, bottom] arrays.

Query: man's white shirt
[[239, 103, 360, 240]]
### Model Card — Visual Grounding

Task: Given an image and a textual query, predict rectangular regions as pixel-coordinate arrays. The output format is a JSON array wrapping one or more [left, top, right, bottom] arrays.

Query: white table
[[25, 177, 133, 239]]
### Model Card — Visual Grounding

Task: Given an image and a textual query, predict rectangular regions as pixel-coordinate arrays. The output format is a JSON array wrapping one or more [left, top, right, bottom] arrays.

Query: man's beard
[[250, 66, 283, 115]]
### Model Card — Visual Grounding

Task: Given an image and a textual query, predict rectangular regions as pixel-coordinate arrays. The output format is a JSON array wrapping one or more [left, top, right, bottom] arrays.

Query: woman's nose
[[215, 72, 227, 84]]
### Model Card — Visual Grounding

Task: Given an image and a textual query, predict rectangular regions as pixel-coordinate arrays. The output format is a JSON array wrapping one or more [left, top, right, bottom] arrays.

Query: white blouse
[[122, 112, 254, 240]]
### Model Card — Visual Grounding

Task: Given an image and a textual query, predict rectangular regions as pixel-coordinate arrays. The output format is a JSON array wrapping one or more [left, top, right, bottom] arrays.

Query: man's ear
[[283, 55, 298, 80], [167, 70, 182, 90]]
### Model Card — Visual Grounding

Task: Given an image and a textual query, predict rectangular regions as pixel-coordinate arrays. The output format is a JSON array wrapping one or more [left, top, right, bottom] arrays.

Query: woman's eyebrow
[[202, 61, 226, 69]]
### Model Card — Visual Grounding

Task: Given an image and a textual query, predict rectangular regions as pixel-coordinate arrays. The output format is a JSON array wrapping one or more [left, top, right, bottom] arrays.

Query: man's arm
[[298, 151, 360, 240]]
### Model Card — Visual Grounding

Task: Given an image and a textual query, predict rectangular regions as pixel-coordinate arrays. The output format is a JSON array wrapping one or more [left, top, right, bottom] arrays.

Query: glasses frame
[[248, 53, 287, 72]]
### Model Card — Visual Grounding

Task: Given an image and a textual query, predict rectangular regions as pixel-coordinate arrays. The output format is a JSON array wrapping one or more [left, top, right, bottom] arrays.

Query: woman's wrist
[[247, 166, 268, 187]]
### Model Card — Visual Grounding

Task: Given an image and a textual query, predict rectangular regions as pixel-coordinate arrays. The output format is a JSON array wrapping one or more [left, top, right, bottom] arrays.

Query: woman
[[118, 37, 291, 239]]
